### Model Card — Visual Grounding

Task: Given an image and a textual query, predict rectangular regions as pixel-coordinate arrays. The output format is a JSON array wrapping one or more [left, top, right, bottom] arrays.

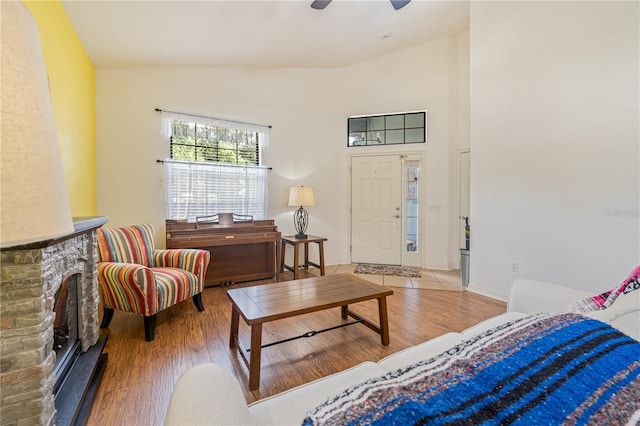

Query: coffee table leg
[[378, 297, 390, 346], [341, 305, 348, 320], [229, 305, 239, 348], [249, 323, 263, 390]]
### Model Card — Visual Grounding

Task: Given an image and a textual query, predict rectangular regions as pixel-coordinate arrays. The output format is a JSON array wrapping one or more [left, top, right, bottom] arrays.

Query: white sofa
[[165, 279, 640, 425]]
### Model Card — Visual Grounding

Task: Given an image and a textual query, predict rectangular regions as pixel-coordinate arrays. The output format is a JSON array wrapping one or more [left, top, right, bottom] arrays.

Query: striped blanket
[[302, 313, 640, 425]]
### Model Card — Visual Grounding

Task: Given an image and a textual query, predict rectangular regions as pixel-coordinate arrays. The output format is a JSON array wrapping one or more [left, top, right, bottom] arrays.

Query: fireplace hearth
[[0, 216, 108, 426]]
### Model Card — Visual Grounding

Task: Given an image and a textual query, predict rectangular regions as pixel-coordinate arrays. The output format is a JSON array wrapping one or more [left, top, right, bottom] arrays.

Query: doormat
[[354, 264, 421, 278]]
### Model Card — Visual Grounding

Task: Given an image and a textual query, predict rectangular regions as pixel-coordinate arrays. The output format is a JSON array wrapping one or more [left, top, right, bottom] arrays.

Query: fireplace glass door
[[53, 274, 80, 393]]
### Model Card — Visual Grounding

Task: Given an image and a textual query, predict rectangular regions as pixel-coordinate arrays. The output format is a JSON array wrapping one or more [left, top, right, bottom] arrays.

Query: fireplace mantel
[[1, 216, 108, 251], [0, 216, 108, 425]]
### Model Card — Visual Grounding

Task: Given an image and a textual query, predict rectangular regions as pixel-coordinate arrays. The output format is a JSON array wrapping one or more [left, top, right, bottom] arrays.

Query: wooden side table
[[280, 235, 327, 280]]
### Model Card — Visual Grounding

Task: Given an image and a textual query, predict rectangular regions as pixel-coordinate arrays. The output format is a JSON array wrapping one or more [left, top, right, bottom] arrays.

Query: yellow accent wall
[[23, 0, 96, 215]]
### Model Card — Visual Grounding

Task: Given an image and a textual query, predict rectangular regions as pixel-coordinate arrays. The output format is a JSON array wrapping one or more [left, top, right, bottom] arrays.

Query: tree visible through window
[[163, 113, 270, 222], [170, 120, 260, 165]]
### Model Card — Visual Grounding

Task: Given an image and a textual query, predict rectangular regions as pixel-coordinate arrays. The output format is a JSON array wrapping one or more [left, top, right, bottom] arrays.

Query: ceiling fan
[[311, 0, 411, 11]]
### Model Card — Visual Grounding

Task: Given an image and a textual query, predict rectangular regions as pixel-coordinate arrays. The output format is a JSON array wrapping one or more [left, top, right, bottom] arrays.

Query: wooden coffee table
[[227, 273, 393, 390]]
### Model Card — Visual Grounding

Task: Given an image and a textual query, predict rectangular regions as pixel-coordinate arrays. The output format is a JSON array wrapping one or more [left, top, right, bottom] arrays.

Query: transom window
[[347, 111, 426, 147]]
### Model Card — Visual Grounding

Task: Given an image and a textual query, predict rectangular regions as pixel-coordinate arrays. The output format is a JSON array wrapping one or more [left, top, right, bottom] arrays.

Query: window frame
[[164, 115, 270, 221], [347, 111, 427, 147], [169, 120, 261, 166]]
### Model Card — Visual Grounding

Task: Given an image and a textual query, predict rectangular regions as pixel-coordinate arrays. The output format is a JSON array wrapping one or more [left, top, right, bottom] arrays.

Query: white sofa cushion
[[585, 289, 640, 340], [460, 312, 527, 339], [248, 361, 385, 426], [377, 333, 463, 371], [507, 279, 591, 314], [165, 364, 254, 426]]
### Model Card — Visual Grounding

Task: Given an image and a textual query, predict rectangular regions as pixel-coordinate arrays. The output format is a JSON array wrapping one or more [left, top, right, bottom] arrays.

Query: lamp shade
[[0, 1, 74, 248], [288, 186, 315, 207]]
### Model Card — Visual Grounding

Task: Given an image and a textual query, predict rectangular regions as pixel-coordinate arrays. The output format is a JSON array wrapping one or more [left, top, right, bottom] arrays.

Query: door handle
[[394, 214, 400, 218]]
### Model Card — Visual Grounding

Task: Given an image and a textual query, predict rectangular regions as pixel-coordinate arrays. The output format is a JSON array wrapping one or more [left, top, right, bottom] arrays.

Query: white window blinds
[[165, 160, 269, 221]]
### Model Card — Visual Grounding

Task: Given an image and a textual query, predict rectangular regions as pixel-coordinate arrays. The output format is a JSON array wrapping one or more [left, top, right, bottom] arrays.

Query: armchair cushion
[[97, 263, 202, 316], [97, 262, 156, 314], [152, 267, 201, 312], [154, 248, 210, 284], [97, 223, 155, 266]]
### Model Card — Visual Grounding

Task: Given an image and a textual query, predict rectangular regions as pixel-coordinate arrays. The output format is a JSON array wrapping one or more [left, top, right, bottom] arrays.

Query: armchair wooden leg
[[193, 293, 205, 312], [144, 315, 157, 342], [100, 307, 114, 328]]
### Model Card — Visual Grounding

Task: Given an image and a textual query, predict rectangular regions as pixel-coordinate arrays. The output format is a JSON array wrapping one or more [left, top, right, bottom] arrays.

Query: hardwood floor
[[86, 266, 505, 425]]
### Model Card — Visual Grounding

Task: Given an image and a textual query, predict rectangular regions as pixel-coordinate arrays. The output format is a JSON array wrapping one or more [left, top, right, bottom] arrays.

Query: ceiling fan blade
[[311, 0, 332, 10], [390, 0, 411, 10]]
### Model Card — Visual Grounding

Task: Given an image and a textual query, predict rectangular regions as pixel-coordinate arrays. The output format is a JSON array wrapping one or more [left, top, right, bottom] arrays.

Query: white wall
[[470, 1, 639, 299], [452, 30, 471, 264], [96, 35, 469, 269]]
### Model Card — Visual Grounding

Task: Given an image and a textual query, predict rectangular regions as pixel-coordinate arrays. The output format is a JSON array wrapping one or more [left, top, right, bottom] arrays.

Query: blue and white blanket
[[302, 313, 640, 425]]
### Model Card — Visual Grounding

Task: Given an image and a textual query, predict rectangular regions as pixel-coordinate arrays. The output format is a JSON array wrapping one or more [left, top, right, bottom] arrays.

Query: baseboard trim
[[465, 286, 507, 302]]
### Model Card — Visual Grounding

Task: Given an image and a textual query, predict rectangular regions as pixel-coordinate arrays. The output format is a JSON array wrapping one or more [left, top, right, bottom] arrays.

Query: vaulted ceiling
[[61, 0, 469, 68]]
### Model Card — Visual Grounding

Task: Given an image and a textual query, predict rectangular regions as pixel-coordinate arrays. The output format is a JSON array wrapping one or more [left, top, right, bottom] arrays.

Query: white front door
[[351, 155, 402, 265]]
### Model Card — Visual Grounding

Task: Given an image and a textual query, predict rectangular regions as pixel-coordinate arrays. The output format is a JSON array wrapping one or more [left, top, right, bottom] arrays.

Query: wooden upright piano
[[166, 213, 281, 287]]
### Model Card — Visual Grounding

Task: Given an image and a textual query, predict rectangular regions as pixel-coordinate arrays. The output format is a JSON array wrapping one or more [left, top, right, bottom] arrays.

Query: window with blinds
[[163, 114, 270, 221], [170, 120, 260, 165]]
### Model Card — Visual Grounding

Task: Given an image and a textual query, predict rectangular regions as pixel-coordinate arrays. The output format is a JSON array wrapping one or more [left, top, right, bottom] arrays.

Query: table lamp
[[288, 186, 315, 239], [1, 1, 74, 249]]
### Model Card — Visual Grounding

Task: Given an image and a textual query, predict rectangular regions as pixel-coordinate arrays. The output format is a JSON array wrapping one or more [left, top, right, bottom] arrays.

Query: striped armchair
[[96, 223, 210, 341]]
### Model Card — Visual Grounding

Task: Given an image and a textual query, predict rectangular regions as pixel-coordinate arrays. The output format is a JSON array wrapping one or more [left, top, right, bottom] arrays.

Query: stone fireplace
[[0, 217, 108, 425]]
